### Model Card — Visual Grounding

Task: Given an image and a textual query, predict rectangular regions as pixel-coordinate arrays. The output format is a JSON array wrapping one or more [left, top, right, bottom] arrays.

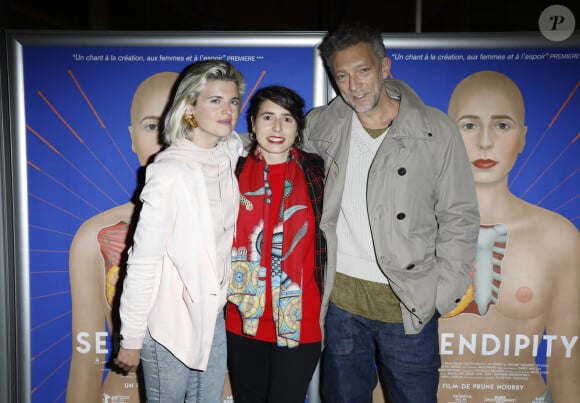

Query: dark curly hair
[[318, 22, 385, 76]]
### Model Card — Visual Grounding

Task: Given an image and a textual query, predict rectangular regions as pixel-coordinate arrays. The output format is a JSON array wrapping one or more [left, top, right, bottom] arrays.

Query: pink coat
[[119, 135, 241, 370]]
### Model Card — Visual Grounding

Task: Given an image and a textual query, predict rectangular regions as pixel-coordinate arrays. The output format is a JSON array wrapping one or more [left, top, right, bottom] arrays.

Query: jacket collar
[[309, 79, 434, 144]]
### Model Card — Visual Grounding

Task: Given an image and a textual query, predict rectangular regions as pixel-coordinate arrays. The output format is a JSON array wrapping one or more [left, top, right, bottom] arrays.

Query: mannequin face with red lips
[[252, 99, 298, 165], [448, 71, 528, 187]]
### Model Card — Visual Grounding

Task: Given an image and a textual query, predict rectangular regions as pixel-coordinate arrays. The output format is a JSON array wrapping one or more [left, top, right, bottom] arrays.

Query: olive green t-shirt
[[330, 272, 403, 322]]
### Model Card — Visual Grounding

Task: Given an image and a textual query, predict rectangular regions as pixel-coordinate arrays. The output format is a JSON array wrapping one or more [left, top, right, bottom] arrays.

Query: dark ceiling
[[1, 0, 578, 33]]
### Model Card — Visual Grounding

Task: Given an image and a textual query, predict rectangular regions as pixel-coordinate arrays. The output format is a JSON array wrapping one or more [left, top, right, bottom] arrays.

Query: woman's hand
[[114, 347, 141, 373]]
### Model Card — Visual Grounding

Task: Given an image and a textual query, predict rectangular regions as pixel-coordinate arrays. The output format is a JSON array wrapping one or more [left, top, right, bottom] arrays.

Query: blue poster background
[[20, 39, 578, 403], [23, 44, 316, 402], [383, 45, 578, 403], [386, 47, 578, 226]]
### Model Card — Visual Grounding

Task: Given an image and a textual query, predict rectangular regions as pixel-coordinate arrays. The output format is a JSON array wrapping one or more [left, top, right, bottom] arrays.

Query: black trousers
[[226, 331, 321, 403]]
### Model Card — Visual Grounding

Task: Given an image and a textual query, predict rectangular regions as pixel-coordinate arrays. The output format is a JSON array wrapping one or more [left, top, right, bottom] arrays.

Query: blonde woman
[[115, 60, 245, 402]]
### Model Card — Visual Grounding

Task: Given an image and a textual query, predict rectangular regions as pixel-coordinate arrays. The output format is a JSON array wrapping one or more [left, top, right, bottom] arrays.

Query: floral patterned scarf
[[228, 146, 310, 347]]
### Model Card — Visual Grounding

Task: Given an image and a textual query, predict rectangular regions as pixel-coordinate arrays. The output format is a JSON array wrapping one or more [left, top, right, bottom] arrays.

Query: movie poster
[[15, 35, 321, 403], [7, 32, 578, 403], [371, 40, 579, 403]]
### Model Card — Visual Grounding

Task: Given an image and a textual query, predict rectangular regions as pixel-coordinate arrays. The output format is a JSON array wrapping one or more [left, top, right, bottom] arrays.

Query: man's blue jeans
[[322, 302, 440, 403], [140, 313, 227, 402]]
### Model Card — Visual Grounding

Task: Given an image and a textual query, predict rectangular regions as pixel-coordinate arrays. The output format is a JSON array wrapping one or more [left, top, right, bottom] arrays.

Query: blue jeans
[[141, 313, 227, 402], [322, 303, 440, 403]]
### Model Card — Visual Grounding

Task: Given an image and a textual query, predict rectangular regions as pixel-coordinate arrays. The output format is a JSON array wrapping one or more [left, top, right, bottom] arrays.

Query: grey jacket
[[303, 79, 479, 335]]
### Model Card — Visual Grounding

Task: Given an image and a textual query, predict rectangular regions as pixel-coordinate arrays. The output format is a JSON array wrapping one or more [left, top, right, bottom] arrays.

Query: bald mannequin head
[[448, 71, 528, 186], [129, 71, 179, 165], [448, 70, 526, 125]]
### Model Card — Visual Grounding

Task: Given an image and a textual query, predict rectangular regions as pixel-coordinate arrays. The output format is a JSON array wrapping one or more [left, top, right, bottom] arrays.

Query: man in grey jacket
[[302, 23, 479, 402]]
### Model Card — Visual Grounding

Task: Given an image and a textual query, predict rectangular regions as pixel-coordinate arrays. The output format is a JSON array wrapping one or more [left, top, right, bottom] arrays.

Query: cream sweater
[[336, 114, 389, 284]]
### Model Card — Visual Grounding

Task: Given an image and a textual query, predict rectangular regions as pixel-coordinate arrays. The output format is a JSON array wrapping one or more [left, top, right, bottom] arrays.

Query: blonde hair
[[163, 60, 246, 145]]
